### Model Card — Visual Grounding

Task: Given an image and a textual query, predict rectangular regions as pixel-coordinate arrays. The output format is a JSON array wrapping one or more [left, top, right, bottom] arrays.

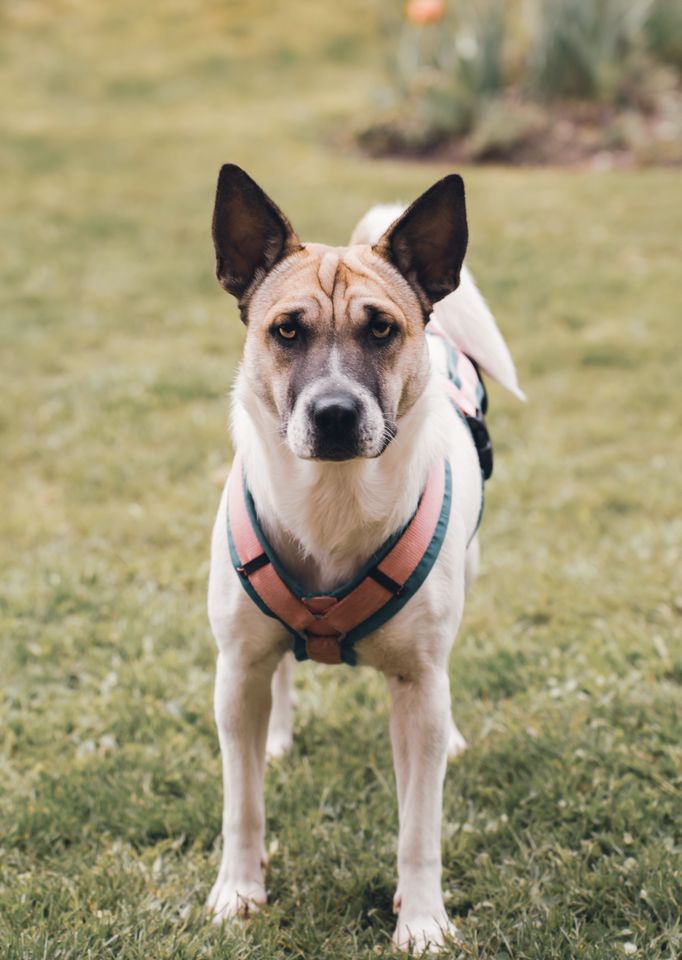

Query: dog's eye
[[276, 322, 298, 341], [369, 318, 394, 340]]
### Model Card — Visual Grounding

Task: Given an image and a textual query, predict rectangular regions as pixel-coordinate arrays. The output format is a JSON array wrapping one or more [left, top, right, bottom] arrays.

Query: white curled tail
[[432, 268, 526, 401]]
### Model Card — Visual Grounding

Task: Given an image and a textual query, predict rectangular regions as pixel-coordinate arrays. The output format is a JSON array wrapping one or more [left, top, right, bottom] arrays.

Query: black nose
[[310, 393, 361, 459], [311, 393, 360, 436]]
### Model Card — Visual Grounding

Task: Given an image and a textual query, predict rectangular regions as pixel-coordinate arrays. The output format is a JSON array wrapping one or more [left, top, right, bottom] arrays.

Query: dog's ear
[[374, 174, 468, 312], [212, 164, 301, 304]]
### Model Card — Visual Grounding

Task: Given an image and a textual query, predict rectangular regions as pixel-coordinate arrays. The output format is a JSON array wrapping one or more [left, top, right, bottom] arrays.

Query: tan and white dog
[[206, 165, 523, 952]]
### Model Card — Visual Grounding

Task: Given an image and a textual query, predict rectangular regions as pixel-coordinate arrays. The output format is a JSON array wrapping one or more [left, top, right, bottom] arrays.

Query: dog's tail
[[351, 204, 526, 401]]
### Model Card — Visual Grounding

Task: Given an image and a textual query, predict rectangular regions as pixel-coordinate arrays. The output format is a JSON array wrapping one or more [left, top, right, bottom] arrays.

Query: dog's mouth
[[312, 445, 362, 462], [283, 410, 397, 462], [311, 424, 396, 462]]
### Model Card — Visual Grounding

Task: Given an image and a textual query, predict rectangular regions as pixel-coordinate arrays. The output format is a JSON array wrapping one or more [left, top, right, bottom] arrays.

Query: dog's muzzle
[[309, 391, 362, 461], [285, 378, 390, 461]]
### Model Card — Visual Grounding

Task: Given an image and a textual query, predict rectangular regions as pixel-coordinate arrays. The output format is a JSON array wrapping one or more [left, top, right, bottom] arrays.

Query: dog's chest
[[260, 505, 393, 595]]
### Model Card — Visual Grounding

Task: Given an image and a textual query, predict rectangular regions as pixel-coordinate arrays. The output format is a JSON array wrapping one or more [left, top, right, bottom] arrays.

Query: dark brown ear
[[374, 174, 468, 312], [212, 164, 301, 304]]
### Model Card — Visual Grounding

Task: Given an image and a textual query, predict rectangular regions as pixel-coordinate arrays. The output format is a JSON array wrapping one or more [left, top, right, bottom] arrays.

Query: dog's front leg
[[388, 667, 459, 953], [208, 649, 277, 922]]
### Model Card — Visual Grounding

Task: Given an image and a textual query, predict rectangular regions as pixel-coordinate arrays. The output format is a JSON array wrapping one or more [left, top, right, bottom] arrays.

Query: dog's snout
[[312, 394, 360, 436], [309, 392, 362, 460]]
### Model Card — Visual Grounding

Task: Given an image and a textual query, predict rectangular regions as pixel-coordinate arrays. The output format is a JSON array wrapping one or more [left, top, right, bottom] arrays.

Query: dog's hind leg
[[447, 717, 468, 760], [464, 534, 480, 595], [445, 534, 482, 760], [444, 537, 479, 762], [266, 651, 295, 761]]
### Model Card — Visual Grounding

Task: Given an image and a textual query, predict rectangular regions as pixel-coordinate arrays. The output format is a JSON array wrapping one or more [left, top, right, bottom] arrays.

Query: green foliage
[[448, 2, 508, 99], [360, 0, 682, 160], [646, 0, 682, 68], [379, 1, 511, 151], [466, 99, 548, 162], [529, 0, 653, 101], [2, 1, 682, 957]]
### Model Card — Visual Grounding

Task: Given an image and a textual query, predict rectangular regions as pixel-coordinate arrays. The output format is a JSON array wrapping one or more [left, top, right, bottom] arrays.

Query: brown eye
[[277, 323, 297, 340], [369, 318, 393, 339]]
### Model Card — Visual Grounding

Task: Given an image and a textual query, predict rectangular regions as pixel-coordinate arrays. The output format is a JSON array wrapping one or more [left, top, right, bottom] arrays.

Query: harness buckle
[[304, 631, 345, 665], [368, 567, 404, 596], [236, 553, 270, 578], [465, 414, 493, 481]]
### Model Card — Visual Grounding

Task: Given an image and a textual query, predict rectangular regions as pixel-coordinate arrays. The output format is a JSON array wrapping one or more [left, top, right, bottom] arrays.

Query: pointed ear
[[211, 164, 301, 303], [374, 174, 468, 311]]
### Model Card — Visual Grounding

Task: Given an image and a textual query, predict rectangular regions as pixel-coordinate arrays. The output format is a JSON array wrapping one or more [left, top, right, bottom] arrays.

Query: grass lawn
[[1, 2, 680, 958]]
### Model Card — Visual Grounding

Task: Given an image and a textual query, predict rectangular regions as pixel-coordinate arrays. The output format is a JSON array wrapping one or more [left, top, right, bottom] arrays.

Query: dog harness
[[227, 330, 492, 667]]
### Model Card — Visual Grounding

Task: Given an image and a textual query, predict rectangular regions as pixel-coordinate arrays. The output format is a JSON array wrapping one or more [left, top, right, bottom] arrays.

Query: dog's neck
[[232, 370, 449, 594]]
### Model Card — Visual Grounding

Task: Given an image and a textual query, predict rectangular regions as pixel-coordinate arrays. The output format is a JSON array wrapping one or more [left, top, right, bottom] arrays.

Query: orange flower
[[405, 0, 446, 25]]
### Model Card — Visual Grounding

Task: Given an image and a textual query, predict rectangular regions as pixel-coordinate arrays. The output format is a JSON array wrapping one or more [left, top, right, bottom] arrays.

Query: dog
[[206, 165, 524, 952]]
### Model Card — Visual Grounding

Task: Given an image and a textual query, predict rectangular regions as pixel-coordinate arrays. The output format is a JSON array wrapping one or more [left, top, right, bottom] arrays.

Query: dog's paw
[[392, 912, 462, 954], [206, 877, 267, 923], [265, 727, 293, 761], [447, 721, 468, 760]]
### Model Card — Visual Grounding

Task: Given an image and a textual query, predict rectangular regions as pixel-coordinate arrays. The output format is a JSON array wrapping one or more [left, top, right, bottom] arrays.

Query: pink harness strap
[[445, 359, 479, 417], [228, 454, 446, 665], [428, 318, 480, 418]]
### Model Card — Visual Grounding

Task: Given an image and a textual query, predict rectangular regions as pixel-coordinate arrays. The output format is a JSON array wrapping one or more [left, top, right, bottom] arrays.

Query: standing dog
[[206, 165, 523, 952]]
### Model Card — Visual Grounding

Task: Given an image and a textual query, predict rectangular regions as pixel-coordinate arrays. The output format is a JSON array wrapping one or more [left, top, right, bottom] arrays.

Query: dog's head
[[212, 165, 468, 461]]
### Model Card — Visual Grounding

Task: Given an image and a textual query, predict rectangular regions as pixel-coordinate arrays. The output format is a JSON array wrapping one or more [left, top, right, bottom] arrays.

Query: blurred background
[[2, 2, 681, 958], [362, 0, 682, 164]]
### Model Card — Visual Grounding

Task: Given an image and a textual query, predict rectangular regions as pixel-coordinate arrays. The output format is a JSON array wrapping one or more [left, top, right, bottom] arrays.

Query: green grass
[[1, 2, 681, 958]]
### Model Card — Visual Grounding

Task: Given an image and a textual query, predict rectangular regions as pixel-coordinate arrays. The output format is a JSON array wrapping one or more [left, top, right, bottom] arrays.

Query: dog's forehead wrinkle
[[346, 246, 423, 312], [317, 251, 340, 299], [341, 248, 418, 316], [331, 265, 350, 330], [342, 247, 385, 285]]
